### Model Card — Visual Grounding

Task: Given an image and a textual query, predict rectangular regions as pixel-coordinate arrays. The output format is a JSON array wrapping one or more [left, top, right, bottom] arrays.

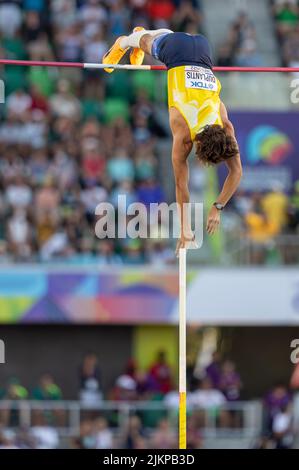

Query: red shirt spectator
[[149, 351, 172, 394], [147, 0, 175, 21]]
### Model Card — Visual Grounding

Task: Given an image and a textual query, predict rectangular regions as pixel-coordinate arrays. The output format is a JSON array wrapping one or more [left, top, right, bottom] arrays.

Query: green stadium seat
[[102, 97, 129, 123], [131, 71, 157, 100], [105, 71, 132, 100]]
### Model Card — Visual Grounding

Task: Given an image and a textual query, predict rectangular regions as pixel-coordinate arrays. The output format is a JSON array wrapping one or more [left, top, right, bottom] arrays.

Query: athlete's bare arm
[[169, 107, 195, 253], [206, 102, 242, 235]]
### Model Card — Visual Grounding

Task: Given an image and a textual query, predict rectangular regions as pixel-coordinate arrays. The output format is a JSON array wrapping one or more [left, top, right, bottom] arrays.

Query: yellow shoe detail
[[102, 36, 128, 73]]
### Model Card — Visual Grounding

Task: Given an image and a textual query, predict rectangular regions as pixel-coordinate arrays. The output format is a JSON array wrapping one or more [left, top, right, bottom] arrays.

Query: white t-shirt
[[191, 389, 226, 409]]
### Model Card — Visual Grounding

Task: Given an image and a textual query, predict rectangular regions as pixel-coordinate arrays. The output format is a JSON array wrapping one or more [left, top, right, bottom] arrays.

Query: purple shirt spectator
[[205, 352, 222, 388]]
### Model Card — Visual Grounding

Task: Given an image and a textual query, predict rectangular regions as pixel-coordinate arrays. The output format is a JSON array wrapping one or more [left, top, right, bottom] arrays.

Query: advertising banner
[[219, 112, 299, 192]]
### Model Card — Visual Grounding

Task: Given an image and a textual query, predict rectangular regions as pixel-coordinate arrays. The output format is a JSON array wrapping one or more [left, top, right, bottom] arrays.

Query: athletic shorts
[[151, 32, 213, 70]]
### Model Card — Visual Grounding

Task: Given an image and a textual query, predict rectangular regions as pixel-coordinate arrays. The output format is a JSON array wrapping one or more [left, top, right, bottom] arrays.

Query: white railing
[[223, 233, 299, 266], [0, 399, 263, 440]]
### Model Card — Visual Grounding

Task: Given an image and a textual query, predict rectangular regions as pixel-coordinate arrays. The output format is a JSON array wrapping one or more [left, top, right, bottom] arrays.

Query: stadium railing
[[0, 399, 263, 440]]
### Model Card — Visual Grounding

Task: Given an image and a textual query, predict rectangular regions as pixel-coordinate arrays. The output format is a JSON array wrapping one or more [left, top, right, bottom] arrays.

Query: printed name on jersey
[[185, 66, 218, 91]]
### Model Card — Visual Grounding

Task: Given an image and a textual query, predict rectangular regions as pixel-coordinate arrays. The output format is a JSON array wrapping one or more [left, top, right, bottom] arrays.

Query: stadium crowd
[[216, 11, 262, 67], [0, 0, 203, 264], [0, 1, 298, 265], [271, 0, 299, 69], [0, 350, 298, 448]]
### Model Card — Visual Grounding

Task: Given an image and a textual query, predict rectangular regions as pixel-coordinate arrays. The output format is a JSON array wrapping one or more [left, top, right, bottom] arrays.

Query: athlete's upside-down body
[[103, 28, 243, 252]]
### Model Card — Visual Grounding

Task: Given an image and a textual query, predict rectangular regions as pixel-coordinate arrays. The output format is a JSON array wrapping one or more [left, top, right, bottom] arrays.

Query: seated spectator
[[120, 415, 147, 449], [56, 22, 83, 62], [81, 142, 106, 185], [0, 1, 22, 38], [261, 184, 289, 233], [273, 0, 299, 39], [121, 238, 145, 264], [134, 146, 157, 182], [149, 418, 176, 449], [205, 352, 222, 389], [93, 417, 114, 449], [264, 383, 292, 433], [30, 414, 60, 449], [6, 89, 32, 118], [191, 377, 227, 409], [79, 353, 103, 407], [23, 10, 44, 43], [272, 404, 294, 449], [95, 240, 123, 265], [80, 181, 108, 219], [0, 429, 18, 449], [1, 378, 29, 427], [137, 178, 165, 207], [7, 208, 33, 261], [50, 0, 77, 30], [32, 374, 62, 401], [79, 0, 108, 39], [146, 239, 174, 265], [219, 360, 242, 402], [5, 175, 33, 210], [282, 26, 299, 69], [109, 180, 138, 210], [191, 377, 230, 428], [217, 44, 234, 67], [111, 374, 137, 401], [50, 79, 81, 120], [148, 350, 173, 395], [110, 0, 130, 37], [147, 0, 175, 27], [245, 195, 278, 264], [83, 30, 107, 64], [172, 0, 202, 32], [107, 149, 135, 184], [34, 178, 61, 216]]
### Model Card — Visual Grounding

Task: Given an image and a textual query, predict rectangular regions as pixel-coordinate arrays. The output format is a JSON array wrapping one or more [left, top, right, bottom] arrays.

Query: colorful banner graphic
[[0, 268, 299, 325], [0, 268, 181, 325], [219, 112, 299, 192]]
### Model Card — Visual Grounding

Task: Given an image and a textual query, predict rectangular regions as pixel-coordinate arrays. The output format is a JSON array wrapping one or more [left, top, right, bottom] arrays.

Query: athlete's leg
[[102, 28, 172, 72], [120, 29, 173, 54]]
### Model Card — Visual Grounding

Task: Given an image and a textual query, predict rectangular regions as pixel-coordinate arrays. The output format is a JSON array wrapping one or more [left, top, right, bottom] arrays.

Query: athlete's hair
[[194, 124, 239, 166]]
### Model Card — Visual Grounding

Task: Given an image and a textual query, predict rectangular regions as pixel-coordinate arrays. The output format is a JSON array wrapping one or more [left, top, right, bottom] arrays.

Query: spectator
[[148, 351, 172, 394], [0, 1, 22, 38], [205, 351, 222, 389], [79, 353, 103, 407], [261, 184, 289, 233], [32, 374, 62, 401], [245, 195, 278, 264], [264, 383, 292, 433], [50, 79, 81, 120], [274, 0, 299, 38], [191, 377, 226, 409], [95, 240, 123, 265], [150, 418, 176, 449], [6, 89, 32, 118], [5, 175, 33, 210], [219, 360, 242, 401], [30, 414, 59, 449], [272, 404, 294, 449], [93, 417, 114, 449], [121, 415, 147, 449], [112, 373, 137, 401], [107, 149, 135, 184], [191, 377, 230, 428]]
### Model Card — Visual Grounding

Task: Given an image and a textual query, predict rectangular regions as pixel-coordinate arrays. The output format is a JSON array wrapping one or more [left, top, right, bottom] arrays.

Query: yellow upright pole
[[179, 248, 187, 449]]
